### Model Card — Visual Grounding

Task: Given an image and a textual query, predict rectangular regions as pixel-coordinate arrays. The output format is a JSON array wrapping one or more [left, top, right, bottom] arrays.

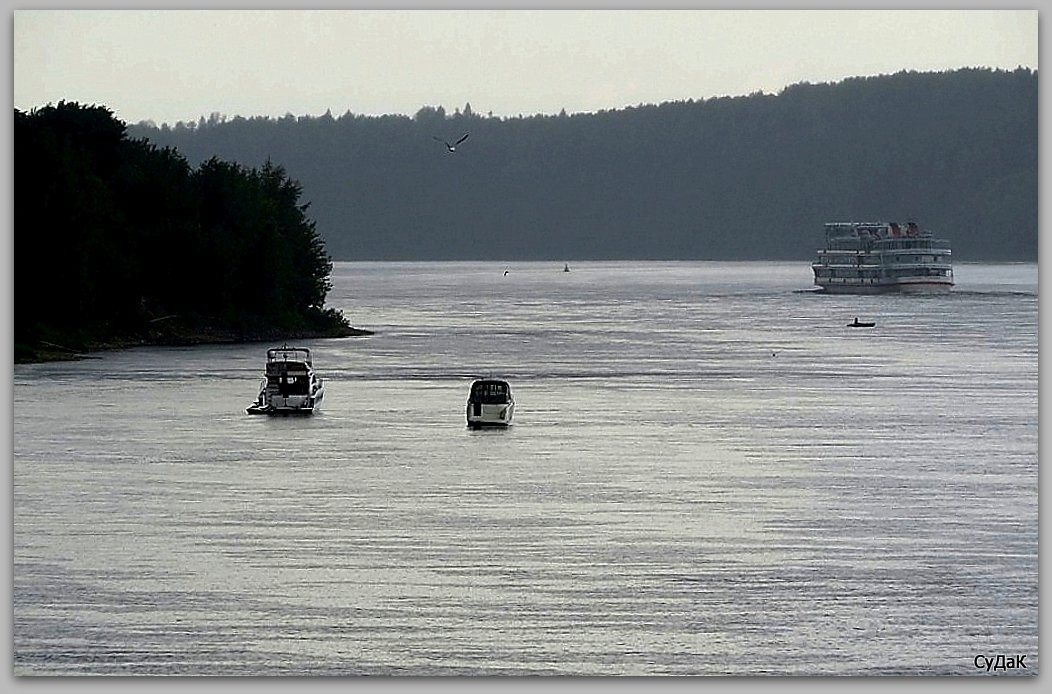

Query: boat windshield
[[268, 347, 312, 366], [470, 381, 510, 404]]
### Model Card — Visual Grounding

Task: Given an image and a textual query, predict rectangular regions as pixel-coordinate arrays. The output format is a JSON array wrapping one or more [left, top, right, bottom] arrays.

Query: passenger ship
[[811, 221, 953, 294]]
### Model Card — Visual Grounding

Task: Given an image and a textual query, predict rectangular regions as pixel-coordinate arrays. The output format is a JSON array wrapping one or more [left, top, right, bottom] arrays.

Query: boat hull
[[815, 279, 954, 294], [248, 408, 318, 416], [466, 402, 514, 428], [246, 390, 323, 415]]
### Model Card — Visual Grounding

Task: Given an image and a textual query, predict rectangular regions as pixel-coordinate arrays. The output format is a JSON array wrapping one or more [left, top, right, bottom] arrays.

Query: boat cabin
[[266, 361, 312, 396], [468, 379, 512, 404], [265, 346, 315, 396]]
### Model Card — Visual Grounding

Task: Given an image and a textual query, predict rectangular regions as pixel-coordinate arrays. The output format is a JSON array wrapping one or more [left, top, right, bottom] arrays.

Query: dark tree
[[15, 102, 352, 362]]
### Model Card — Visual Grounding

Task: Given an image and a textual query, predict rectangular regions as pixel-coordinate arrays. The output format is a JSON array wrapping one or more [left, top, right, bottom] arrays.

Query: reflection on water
[[13, 262, 1038, 675]]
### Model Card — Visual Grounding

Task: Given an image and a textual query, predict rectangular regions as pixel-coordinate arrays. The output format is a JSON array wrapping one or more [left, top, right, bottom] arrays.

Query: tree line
[[15, 102, 354, 362], [130, 67, 1038, 262]]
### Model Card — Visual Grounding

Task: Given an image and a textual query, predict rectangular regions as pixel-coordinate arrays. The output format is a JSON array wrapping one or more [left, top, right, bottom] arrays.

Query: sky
[[11, 5, 1039, 127]]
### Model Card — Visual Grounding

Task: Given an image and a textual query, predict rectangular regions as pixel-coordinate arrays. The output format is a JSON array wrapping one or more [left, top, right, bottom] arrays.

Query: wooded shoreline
[[15, 325, 375, 364], [16, 102, 361, 367]]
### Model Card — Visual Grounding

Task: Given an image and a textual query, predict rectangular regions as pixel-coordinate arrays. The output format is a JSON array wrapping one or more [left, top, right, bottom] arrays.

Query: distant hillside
[[130, 67, 1037, 262]]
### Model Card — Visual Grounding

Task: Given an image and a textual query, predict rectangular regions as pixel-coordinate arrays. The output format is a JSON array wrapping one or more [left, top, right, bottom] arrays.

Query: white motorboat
[[246, 344, 324, 415], [466, 378, 515, 428]]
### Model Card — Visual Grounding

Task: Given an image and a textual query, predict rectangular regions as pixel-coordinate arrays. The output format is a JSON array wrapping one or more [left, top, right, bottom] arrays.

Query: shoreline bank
[[15, 326, 375, 365]]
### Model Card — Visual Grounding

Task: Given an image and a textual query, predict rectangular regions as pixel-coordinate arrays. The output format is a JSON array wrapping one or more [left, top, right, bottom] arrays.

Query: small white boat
[[246, 344, 324, 415], [466, 378, 514, 428]]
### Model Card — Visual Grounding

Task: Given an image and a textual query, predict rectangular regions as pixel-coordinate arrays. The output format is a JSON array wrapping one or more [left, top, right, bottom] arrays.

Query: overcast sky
[[12, 7, 1039, 127]]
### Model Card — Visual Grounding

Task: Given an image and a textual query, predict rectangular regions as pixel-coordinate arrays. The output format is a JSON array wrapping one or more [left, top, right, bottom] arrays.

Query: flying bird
[[434, 133, 469, 153]]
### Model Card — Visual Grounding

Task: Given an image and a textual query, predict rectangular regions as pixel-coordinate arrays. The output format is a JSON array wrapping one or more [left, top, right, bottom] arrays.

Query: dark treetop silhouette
[[15, 101, 364, 363]]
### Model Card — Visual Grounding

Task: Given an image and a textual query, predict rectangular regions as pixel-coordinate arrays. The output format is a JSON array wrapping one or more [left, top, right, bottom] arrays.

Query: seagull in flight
[[434, 133, 469, 153]]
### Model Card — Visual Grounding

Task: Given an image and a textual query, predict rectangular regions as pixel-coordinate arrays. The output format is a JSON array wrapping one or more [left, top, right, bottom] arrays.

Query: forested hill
[[130, 67, 1037, 262], [15, 102, 358, 363]]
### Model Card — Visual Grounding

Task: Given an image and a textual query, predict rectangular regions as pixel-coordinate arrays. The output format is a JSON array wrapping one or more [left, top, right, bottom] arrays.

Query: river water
[[12, 261, 1039, 676]]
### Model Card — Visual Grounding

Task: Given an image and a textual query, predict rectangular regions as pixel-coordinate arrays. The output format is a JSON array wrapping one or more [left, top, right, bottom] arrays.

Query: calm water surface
[[13, 261, 1038, 676]]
